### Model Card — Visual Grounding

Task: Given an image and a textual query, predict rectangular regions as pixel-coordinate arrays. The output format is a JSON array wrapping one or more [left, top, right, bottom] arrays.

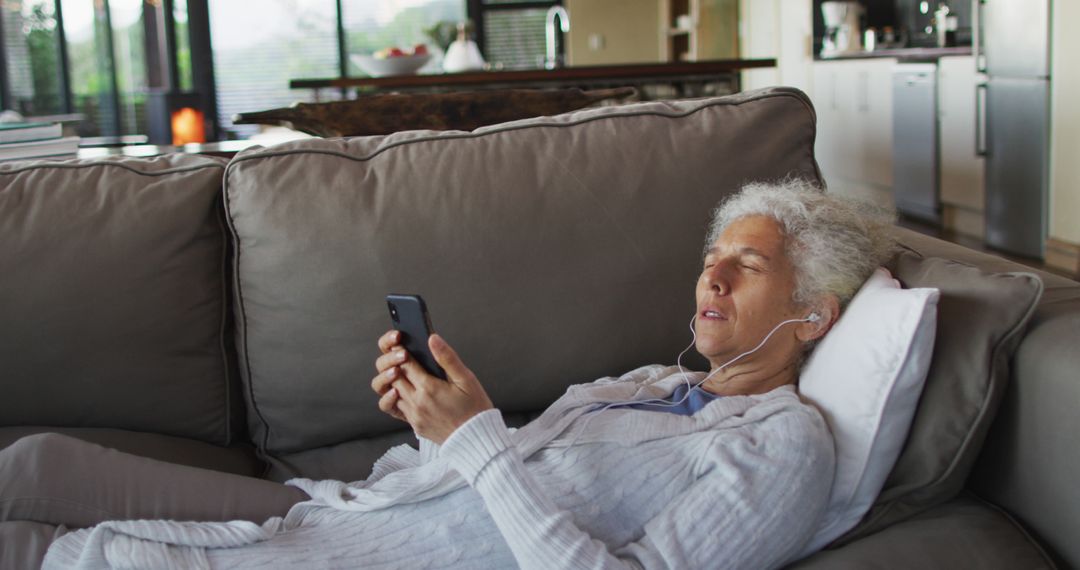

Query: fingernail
[[430, 334, 444, 349], [386, 367, 397, 378], [394, 350, 406, 362]]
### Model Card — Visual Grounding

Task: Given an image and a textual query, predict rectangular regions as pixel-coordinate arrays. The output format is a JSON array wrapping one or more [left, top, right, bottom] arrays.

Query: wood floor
[[898, 215, 1076, 279], [823, 185, 1076, 280]]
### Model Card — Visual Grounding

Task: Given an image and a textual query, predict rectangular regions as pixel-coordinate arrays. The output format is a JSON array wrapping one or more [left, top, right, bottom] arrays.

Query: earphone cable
[[561, 313, 815, 451]]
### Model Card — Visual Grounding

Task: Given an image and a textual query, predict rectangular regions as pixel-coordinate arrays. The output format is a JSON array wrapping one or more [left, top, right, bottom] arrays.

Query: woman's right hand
[[371, 330, 495, 444], [371, 329, 408, 422]]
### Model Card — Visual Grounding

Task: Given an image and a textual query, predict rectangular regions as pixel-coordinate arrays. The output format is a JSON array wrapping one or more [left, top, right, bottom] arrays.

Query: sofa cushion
[[834, 247, 1043, 543], [0, 521, 68, 570], [223, 87, 822, 456], [0, 155, 240, 446], [0, 427, 261, 477], [789, 494, 1056, 569]]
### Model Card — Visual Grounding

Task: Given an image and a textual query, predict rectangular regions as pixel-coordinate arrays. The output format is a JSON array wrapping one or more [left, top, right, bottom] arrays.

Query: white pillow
[[798, 267, 940, 555]]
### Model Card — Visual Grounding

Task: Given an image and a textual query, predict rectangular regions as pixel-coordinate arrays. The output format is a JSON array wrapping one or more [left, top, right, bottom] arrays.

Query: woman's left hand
[[381, 334, 494, 444]]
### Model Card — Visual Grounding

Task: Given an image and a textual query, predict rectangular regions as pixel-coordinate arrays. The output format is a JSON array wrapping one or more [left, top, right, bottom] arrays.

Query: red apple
[[387, 47, 406, 57], [412, 44, 428, 56]]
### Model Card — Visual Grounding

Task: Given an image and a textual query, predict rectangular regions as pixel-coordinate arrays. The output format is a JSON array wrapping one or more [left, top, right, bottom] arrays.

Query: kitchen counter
[[290, 59, 776, 99], [816, 46, 973, 63]]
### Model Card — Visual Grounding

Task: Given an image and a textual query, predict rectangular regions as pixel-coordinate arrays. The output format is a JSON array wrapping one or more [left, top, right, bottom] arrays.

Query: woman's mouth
[[701, 309, 727, 320]]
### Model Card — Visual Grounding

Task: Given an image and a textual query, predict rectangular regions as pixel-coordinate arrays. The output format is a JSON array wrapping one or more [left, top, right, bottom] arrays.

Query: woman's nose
[[703, 264, 731, 294]]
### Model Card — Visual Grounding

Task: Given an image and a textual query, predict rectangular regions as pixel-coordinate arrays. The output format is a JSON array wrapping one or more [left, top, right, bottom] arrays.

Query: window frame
[[0, 5, 8, 110]]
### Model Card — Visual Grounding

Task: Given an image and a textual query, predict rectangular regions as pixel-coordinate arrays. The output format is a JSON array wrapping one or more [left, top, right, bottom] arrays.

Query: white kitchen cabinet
[[815, 56, 986, 237], [811, 62, 848, 183], [938, 55, 986, 237], [856, 59, 896, 189], [811, 58, 897, 207]]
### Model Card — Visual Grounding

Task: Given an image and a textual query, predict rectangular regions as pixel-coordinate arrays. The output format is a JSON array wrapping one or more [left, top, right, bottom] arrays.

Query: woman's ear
[[797, 295, 841, 342]]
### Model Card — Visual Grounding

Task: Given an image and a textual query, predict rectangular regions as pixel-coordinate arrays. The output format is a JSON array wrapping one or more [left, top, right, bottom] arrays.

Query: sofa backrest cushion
[[0, 155, 240, 446], [223, 87, 823, 457], [833, 244, 1043, 544]]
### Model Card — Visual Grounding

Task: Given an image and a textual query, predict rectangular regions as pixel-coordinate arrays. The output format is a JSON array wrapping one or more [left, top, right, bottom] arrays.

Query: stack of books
[[0, 121, 80, 161]]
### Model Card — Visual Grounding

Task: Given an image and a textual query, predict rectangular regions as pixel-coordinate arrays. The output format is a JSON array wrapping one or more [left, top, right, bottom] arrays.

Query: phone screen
[[386, 294, 447, 380]]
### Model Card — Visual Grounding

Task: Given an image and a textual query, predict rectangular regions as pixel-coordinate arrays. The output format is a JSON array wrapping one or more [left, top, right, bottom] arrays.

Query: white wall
[[697, 0, 740, 59], [774, 0, 814, 93], [738, 0, 780, 89], [565, 0, 663, 66], [738, 0, 813, 93], [1050, 0, 1080, 245]]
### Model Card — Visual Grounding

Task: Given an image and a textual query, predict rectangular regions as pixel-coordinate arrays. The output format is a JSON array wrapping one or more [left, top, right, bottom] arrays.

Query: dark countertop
[[816, 46, 973, 63], [289, 59, 777, 92]]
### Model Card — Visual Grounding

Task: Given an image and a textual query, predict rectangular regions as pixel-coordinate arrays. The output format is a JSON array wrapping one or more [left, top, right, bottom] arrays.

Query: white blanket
[[43, 366, 834, 570]]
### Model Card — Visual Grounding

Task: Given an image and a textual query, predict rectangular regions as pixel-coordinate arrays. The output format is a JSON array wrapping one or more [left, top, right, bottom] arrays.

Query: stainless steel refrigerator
[[977, 0, 1052, 258]]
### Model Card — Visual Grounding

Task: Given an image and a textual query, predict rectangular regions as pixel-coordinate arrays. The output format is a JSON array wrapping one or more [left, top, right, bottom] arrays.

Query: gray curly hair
[[705, 179, 896, 309]]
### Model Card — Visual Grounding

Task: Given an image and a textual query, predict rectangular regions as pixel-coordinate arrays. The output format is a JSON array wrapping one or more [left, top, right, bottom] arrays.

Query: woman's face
[[694, 215, 808, 371]]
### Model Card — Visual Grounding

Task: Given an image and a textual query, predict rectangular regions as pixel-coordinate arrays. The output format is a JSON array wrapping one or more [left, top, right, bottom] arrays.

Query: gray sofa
[[1, 87, 1076, 569]]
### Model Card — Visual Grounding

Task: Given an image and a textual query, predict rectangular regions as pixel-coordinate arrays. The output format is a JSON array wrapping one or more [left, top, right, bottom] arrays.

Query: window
[[208, 0, 340, 138], [61, 0, 118, 137], [341, 0, 465, 76], [472, 0, 559, 70], [482, 6, 549, 69], [173, 0, 193, 92], [109, 0, 148, 135], [0, 0, 558, 142], [210, 0, 468, 138], [1, 0, 66, 116], [58, 0, 150, 137], [0, 0, 188, 138]]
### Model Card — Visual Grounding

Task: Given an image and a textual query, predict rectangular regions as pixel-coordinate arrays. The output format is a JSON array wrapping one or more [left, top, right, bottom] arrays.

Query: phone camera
[[388, 303, 399, 322]]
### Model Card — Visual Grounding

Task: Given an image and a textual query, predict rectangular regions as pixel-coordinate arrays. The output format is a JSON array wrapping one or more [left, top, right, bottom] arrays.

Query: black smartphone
[[386, 294, 447, 380]]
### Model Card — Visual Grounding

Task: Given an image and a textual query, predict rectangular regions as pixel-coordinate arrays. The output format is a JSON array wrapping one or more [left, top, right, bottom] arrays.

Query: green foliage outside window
[[23, 4, 62, 114], [2, 1, 63, 116]]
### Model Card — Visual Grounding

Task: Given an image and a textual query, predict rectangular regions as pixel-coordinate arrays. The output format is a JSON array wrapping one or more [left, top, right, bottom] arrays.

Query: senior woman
[[3, 181, 893, 569]]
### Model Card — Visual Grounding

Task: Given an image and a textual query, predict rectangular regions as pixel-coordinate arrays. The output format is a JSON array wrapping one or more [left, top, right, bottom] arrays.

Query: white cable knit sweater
[[44, 365, 834, 570]]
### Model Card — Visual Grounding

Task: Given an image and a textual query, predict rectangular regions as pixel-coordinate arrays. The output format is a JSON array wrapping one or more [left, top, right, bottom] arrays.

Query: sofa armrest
[[0, 427, 262, 478], [787, 494, 1056, 569], [892, 227, 1080, 568], [968, 298, 1080, 570]]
